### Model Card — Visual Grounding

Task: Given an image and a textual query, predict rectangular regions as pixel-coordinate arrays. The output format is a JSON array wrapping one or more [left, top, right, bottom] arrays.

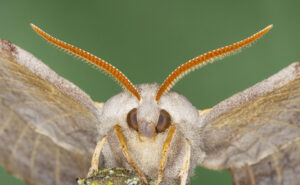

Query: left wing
[[198, 62, 300, 185], [0, 39, 101, 185]]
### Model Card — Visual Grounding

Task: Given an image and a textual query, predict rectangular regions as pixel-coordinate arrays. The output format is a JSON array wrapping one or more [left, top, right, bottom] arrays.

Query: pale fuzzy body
[[98, 83, 205, 184]]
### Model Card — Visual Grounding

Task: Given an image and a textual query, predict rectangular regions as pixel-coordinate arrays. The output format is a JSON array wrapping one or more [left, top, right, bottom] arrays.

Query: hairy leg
[[179, 139, 191, 185], [155, 125, 177, 185], [114, 125, 148, 184], [87, 135, 107, 177]]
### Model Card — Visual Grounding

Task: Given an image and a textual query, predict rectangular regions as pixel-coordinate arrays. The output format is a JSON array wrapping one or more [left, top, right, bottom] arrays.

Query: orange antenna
[[155, 25, 273, 101], [30, 24, 141, 101]]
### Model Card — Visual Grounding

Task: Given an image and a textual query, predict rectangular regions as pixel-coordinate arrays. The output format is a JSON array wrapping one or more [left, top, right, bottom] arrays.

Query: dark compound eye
[[127, 108, 138, 131], [156, 109, 171, 133]]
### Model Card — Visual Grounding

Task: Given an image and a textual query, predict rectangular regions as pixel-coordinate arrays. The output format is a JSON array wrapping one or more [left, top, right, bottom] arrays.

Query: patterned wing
[[0, 39, 101, 185], [199, 62, 300, 185]]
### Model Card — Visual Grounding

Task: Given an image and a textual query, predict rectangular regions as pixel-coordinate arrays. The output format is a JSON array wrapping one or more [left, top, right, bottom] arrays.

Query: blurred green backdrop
[[0, 0, 299, 185]]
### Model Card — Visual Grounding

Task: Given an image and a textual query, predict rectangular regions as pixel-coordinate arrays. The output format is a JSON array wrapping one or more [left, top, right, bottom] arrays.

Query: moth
[[0, 24, 299, 185]]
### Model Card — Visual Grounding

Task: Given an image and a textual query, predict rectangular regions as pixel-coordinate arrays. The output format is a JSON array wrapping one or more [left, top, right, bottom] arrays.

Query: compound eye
[[156, 109, 171, 133], [127, 108, 138, 131]]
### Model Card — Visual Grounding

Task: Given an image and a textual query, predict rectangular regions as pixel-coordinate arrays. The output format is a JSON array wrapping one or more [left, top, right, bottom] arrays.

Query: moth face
[[127, 107, 171, 138], [126, 84, 172, 138]]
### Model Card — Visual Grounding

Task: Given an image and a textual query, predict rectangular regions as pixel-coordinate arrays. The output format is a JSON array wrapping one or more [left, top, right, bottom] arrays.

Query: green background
[[0, 0, 299, 185]]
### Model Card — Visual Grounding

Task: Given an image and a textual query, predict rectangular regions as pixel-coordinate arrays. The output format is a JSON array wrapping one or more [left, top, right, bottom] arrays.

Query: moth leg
[[178, 138, 191, 185], [155, 125, 177, 185], [87, 135, 107, 177], [114, 125, 148, 184]]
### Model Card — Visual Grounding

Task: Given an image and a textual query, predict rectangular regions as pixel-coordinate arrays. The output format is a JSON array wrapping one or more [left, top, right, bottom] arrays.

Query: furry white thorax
[[97, 83, 204, 183]]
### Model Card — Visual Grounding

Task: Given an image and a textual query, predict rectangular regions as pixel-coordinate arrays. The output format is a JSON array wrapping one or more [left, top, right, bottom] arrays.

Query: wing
[[0, 39, 102, 185], [199, 62, 300, 185]]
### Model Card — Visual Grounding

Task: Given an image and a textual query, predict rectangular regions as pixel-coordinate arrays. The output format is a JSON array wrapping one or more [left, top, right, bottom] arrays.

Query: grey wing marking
[[0, 39, 101, 185], [199, 62, 300, 185]]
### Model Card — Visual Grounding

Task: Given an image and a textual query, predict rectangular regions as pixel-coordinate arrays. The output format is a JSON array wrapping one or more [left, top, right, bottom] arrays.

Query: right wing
[[199, 62, 300, 185], [0, 39, 101, 185]]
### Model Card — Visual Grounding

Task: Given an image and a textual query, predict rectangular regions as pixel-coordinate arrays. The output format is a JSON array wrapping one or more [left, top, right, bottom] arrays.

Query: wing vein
[[271, 154, 283, 185], [246, 164, 256, 185], [0, 108, 13, 136], [55, 147, 61, 185], [8, 124, 30, 166], [30, 134, 41, 182]]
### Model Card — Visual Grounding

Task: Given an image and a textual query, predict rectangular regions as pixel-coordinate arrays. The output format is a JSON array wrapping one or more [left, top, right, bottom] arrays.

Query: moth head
[[126, 85, 172, 139], [30, 24, 273, 139]]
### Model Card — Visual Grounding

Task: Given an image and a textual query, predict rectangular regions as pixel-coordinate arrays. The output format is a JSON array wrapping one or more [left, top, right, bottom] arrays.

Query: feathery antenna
[[30, 24, 141, 101], [155, 25, 273, 101]]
